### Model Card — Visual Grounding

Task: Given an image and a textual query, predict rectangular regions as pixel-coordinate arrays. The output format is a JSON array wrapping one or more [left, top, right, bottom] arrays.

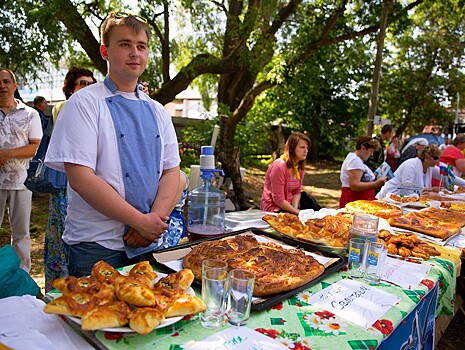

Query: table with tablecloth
[[73, 256, 456, 350]]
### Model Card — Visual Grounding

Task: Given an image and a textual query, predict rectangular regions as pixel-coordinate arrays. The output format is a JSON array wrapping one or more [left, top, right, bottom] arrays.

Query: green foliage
[[0, 0, 69, 81], [379, 0, 465, 136]]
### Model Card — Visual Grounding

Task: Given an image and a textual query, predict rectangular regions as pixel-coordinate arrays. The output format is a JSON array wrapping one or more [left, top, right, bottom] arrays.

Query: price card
[[381, 256, 430, 290], [307, 279, 400, 329], [186, 326, 288, 350]]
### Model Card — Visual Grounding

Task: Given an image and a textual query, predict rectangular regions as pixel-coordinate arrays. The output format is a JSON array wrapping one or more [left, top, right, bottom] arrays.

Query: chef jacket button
[[126, 173, 130, 177], [156, 134, 160, 138], [120, 134, 124, 137]]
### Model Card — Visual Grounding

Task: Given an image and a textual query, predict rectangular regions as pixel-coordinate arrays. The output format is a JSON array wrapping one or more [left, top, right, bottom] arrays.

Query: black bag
[[24, 118, 67, 193], [299, 191, 321, 211]]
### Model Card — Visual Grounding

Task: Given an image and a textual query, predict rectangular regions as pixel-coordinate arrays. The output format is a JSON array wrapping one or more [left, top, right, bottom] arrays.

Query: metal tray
[[151, 229, 347, 311]]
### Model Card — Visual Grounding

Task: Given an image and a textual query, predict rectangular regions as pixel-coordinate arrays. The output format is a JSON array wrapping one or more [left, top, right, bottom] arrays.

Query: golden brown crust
[[116, 282, 156, 307], [43, 292, 100, 317], [128, 307, 165, 335], [128, 261, 158, 287], [345, 200, 403, 219], [379, 230, 442, 260], [162, 293, 206, 318], [46, 262, 202, 333], [264, 212, 353, 247], [388, 212, 461, 240], [91, 260, 122, 289], [81, 301, 130, 331], [182, 235, 325, 297]]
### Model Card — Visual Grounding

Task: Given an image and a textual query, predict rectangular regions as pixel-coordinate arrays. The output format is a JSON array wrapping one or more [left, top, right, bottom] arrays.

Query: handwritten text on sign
[[308, 279, 400, 329]]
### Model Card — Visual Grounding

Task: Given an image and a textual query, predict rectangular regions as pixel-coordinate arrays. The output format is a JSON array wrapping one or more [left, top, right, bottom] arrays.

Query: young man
[[0, 68, 42, 273], [45, 12, 180, 277], [365, 124, 394, 172]]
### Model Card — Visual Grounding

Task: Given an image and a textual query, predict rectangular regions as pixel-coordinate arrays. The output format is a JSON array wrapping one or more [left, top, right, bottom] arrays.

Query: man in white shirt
[[0, 68, 42, 272], [45, 13, 180, 277]]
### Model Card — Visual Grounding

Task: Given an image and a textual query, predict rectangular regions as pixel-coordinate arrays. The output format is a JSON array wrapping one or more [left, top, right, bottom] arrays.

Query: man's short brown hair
[[101, 12, 150, 46]]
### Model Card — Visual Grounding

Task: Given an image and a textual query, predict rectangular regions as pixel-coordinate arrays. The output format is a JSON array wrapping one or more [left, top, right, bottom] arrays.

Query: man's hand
[[123, 228, 153, 248], [131, 211, 169, 242], [0, 149, 11, 166]]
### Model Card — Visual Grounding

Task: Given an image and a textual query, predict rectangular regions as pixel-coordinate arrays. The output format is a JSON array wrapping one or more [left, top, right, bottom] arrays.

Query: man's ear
[[100, 45, 108, 60]]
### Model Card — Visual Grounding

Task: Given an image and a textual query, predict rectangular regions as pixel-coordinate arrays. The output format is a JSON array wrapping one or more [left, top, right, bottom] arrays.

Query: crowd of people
[[1, 11, 465, 299]]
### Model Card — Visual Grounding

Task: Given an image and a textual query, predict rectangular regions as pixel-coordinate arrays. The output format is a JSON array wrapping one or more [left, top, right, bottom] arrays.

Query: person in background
[[339, 136, 387, 208], [44, 67, 96, 292], [45, 12, 180, 277], [386, 135, 400, 172], [0, 68, 42, 273], [437, 133, 465, 177], [261, 132, 320, 214], [32, 96, 49, 132], [397, 138, 428, 167], [376, 145, 442, 199], [365, 124, 394, 172]]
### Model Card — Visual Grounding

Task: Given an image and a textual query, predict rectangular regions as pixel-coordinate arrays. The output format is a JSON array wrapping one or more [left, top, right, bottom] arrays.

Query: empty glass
[[226, 269, 255, 326], [363, 241, 387, 285], [201, 259, 229, 328]]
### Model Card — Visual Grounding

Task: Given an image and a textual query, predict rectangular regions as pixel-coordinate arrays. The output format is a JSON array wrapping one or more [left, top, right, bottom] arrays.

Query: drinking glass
[[226, 269, 255, 326], [363, 241, 387, 285], [348, 238, 367, 278], [201, 259, 229, 328]]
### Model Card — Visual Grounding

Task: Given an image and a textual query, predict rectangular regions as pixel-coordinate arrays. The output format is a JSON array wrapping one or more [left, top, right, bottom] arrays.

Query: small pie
[[128, 307, 165, 335], [81, 301, 131, 331]]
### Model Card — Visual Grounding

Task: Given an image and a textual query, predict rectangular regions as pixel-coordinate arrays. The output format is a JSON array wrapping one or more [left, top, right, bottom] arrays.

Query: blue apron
[[104, 76, 162, 258]]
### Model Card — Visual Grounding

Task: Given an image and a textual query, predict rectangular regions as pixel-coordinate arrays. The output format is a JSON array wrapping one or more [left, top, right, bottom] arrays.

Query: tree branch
[[151, 54, 239, 104]]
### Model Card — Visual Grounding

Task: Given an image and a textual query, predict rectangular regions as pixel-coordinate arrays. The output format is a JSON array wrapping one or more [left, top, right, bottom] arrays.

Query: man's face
[[383, 130, 393, 142], [37, 100, 48, 112], [100, 26, 148, 88], [0, 70, 17, 102]]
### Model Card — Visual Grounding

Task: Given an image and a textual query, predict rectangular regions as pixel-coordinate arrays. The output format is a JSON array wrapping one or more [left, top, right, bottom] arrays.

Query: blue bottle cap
[[201, 146, 214, 156]]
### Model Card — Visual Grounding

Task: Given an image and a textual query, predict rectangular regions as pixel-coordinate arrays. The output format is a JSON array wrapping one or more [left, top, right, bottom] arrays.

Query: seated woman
[[376, 145, 442, 199], [339, 136, 387, 208], [261, 132, 320, 214]]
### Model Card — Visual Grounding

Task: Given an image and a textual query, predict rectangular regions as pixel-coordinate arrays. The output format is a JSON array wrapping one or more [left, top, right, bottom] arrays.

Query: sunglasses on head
[[110, 11, 148, 24], [76, 80, 95, 87]]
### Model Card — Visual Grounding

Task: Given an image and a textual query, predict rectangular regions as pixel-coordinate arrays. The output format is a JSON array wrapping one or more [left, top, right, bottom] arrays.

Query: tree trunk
[[366, 0, 393, 136]]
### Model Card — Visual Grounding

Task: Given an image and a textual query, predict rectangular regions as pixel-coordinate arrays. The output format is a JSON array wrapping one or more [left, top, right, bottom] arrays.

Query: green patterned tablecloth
[[88, 257, 455, 350]]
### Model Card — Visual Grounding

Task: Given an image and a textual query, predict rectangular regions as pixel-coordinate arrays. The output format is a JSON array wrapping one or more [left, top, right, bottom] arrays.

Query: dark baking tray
[[151, 229, 347, 311]]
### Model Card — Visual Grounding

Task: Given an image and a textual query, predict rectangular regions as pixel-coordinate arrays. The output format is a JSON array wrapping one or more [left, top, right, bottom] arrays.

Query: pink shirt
[[260, 158, 304, 212]]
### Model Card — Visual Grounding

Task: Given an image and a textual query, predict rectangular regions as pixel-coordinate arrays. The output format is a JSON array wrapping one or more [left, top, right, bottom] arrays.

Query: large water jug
[[187, 146, 226, 241]]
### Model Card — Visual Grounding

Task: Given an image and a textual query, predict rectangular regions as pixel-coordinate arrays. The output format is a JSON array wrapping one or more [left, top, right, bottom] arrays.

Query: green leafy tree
[[379, 1, 465, 137], [2, 0, 429, 209]]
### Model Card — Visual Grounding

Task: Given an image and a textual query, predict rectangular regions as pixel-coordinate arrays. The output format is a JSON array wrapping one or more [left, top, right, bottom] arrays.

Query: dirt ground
[[0, 159, 462, 348]]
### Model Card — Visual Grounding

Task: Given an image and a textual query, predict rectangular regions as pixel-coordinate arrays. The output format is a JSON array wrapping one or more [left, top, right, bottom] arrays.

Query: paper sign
[[307, 279, 400, 329], [381, 257, 430, 290], [186, 326, 288, 350]]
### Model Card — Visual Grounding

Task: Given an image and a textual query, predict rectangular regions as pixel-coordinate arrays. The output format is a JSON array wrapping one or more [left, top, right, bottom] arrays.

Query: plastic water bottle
[[187, 146, 226, 241]]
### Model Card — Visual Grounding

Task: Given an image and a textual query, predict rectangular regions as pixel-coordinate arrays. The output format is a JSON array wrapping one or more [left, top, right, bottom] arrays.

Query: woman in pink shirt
[[261, 132, 319, 214]]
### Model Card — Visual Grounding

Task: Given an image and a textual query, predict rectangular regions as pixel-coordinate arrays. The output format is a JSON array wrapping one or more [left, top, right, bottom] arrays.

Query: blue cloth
[[104, 77, 162, 258], [0, 245, 39, 298]]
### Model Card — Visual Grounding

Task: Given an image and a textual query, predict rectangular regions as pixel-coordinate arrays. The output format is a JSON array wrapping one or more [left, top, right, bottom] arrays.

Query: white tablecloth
[[0, 295, 94, 350]]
